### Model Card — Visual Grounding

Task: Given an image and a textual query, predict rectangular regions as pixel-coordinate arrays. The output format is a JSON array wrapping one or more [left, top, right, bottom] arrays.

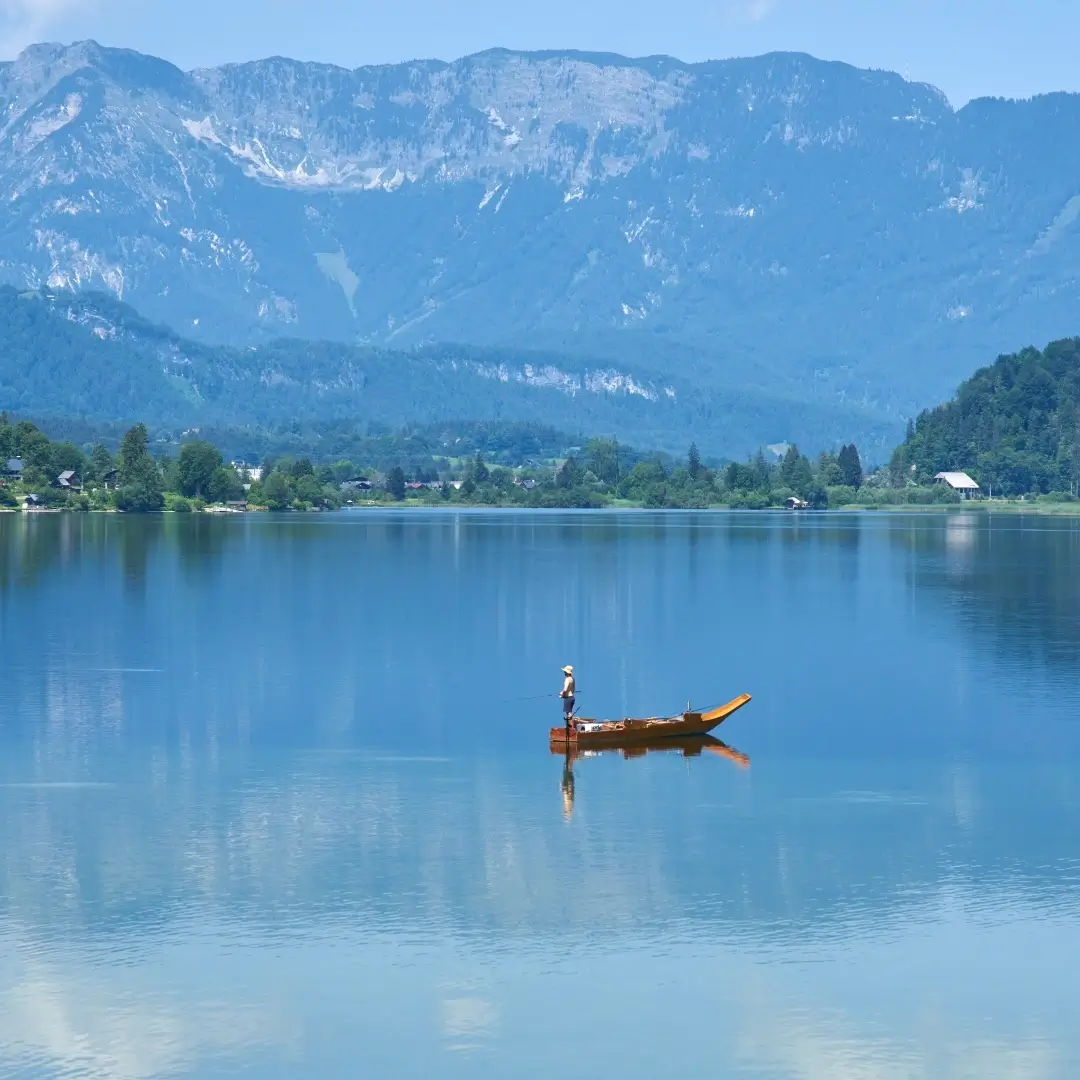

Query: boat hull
[[549, 693, 751, 747]]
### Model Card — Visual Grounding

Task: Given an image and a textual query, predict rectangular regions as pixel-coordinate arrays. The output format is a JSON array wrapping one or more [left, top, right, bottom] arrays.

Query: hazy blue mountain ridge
[[2, 42, 1080, 451], [0, 287, 898, 456]]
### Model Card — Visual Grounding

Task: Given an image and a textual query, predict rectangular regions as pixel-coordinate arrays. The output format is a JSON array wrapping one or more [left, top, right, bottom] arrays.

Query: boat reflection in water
[[554, 734, 750, 819]]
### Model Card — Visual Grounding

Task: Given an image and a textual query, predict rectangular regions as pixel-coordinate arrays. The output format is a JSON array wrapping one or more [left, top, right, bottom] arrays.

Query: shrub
[[728, 491, 772, 510], [826, 485, 859, 507], [906, 485, 960, 505], [165, 493, 193, 513], [642, 483, 667, 508], [115, 484, 164, 512]]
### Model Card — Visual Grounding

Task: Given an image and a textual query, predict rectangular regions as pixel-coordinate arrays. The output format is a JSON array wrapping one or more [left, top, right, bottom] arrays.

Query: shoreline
[[6, 501, 1080, 517]]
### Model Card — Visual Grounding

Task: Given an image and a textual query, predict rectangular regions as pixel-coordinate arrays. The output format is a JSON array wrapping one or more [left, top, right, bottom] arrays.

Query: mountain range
[[2, 41, 1080, 455]]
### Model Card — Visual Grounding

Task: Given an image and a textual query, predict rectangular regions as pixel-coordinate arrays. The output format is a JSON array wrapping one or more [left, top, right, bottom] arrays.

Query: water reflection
[[0, 938, 298, 1080], [2, 511, 1080, 1078], [1, 737, 1075, 945], [557, 735, 750, 819], [883, 513, 1080, 681]]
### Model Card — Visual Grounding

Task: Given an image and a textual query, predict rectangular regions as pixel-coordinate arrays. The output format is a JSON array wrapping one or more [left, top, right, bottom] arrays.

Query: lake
[[1, 509, 1079, 1079]]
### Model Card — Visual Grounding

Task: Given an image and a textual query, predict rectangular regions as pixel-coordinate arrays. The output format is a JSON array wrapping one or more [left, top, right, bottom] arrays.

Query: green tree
[[780, 445, 814, 496], [724, 462, 755, 493], [294, 474, 325, 506], [17, 425, 51, 470], [48, 441, 85, 478], [206, 465, 243, 504], [585, 439, 620, 486], [177, 440, 223, 498], [387, 466, 406, 500], [687, 442, 701, 480], [87, 444, 112, 483], [115, 458, 164, 511], [555, 456, 579, 489], [817, 451, 842, 486], [470, 454, 490, 484], [290, 458, 315, 479], [0, 416, 12, 460], [1071, 416, 1080, 496], [118, 423, 151, 483], [262, 472, 292, 510], [807, 482, 829, 509], [887, 445, 910, 487], [838, 443, 863, 488], [115, 423, 163, 511], [750, 450, 772, 492]]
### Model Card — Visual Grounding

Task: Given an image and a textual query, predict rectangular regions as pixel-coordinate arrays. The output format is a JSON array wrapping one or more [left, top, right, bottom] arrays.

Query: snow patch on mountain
[[33, 230, 125, 297], [315, 251, 360, 314], [23, 93, 82, 148], [467, 358, 664, 401], [1029, 194, 1080, 256]]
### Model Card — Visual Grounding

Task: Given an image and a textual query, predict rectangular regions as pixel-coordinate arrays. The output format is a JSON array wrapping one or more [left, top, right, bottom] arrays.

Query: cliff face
[[3, 41, 1080, 446]]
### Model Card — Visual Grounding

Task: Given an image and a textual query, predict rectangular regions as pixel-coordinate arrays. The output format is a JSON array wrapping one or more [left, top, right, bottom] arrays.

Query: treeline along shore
[[1, 413, 962, 513], [6, 332, 1080, 513]]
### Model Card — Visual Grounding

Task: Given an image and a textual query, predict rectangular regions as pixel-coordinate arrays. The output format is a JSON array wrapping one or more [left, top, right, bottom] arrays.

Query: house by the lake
[[933, 472, 980, 498], [4, 458, 23, 480], [340, 477, 374, 492], [56, 470, 81, 491]]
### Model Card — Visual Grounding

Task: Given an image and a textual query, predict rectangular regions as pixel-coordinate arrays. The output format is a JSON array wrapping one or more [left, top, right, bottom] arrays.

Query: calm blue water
[[2, 510, 1079, 1078]]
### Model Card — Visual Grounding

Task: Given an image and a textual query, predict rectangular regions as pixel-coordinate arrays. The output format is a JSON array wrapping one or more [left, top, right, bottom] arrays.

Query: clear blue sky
[[2, 0, 1077, 106]]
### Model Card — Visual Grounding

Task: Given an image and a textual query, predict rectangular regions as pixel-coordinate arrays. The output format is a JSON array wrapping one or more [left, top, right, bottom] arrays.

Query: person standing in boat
[[560, 665, 576, 729]]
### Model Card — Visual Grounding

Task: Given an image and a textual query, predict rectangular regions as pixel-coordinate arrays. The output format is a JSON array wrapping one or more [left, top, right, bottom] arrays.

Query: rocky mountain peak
[[0, 41, 1077, 453]]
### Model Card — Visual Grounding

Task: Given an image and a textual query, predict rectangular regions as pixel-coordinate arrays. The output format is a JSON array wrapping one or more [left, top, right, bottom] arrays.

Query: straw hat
[[562, 665, 574, 675]]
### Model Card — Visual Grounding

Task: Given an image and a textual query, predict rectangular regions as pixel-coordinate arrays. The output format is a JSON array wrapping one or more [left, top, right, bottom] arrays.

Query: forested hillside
[[0, 288, 896, 457], [893, 337, 1080, 495]]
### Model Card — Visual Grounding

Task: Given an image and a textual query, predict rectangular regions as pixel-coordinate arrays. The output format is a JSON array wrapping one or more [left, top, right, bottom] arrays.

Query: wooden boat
[[549, 693, 751, 748]]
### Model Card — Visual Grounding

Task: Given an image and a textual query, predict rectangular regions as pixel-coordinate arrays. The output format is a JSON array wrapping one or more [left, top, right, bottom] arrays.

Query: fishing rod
[[499, 691, 583, 703]]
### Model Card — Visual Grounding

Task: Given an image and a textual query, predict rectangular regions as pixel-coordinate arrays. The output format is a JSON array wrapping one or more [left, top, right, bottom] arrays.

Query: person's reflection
[[561, 752, 575, 820]]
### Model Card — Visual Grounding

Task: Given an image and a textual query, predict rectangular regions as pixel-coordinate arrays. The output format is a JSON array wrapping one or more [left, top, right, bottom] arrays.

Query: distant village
[[0, 413, 1011, 516]]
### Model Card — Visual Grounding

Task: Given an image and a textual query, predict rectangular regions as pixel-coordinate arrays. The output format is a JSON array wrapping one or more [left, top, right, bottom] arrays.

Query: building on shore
[[933, 472, 980, 498]]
